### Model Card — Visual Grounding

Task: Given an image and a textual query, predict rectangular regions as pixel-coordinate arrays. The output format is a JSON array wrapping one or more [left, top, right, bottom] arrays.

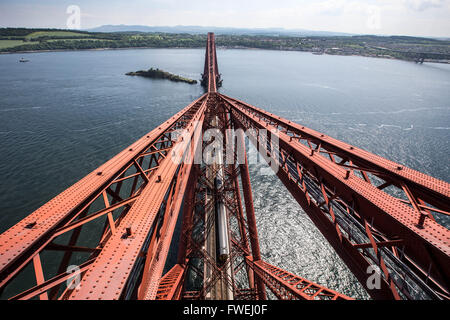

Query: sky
[[0, 0, 449, 38]]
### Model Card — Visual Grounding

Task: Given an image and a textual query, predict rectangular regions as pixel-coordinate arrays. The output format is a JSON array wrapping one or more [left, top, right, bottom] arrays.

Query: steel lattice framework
[[0, 32, 448, 300]]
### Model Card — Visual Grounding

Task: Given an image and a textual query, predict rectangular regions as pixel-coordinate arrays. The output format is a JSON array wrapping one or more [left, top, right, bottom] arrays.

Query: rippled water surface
[[0, 48, 449, 299]]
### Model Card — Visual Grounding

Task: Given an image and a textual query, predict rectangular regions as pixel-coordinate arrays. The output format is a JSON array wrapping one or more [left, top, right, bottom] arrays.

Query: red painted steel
[[137, 99, 207, 300], [222, 95, 450, 299], [220, 93, 450, 215], [202, 33, 220, 93], [154, 264, 186, 300], [69, 98, 208, 300], [237, 132, 267, 300], [0, 94, 207, 299], [0, 33, 448, 301], [245, 257, 353, 300]]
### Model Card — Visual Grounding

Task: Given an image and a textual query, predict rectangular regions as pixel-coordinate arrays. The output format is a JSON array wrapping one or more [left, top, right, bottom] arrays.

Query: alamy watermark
[[366, 264, 382, 290], [66, 5, 81, 30], [66, 265, 81, 290], [366, 5, 381, 30]]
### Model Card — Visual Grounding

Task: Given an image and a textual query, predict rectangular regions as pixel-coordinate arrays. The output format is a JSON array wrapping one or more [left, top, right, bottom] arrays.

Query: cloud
[[1, 0, 450, 37], [403, 0, 447, 11]]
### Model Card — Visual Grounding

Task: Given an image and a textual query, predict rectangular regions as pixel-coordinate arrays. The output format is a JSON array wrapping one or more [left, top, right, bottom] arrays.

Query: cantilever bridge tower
[[0, 33, 449, 300]]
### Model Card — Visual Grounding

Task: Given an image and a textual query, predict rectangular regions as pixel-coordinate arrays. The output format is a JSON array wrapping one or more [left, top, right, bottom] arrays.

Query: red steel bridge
[[0, 33, 449, 300]]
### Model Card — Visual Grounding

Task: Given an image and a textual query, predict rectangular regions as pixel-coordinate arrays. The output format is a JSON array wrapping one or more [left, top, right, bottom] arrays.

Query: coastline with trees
[[1, 28, 449, 64]]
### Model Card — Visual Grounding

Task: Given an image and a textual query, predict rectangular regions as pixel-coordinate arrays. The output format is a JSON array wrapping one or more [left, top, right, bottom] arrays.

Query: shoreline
[[1, 46, 449, 64]]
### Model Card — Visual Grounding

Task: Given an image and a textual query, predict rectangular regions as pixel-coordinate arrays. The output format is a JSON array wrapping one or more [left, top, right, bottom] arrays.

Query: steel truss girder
[[68, 97, 208, 300], [170, 95, 267, 301], [220, 94, 450, 218], [223, 95, 449, 299], [0, 94, 207, 300], [155, 264, 186, 300], [185, 100, 241, 300], [1, 32, 448, 302], [202, 33, 220, 93], [245, 257, 352, 300]]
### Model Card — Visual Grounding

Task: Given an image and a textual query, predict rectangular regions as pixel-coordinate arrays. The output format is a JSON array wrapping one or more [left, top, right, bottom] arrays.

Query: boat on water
[[19, 58, 29, 62]]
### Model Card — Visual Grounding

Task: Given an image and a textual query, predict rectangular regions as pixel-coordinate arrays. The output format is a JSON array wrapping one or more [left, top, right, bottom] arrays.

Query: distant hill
[[2, 27, 448, 63], [85, 25, 354, 37]]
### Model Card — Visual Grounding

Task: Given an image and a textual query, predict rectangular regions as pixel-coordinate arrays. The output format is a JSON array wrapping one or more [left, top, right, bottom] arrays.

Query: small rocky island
[[126, 68, 197, 84]]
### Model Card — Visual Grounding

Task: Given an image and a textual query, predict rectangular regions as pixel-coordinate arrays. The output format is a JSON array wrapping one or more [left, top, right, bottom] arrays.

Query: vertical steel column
[[177, 166, 199, 265], [238, 133, 267, 300]]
